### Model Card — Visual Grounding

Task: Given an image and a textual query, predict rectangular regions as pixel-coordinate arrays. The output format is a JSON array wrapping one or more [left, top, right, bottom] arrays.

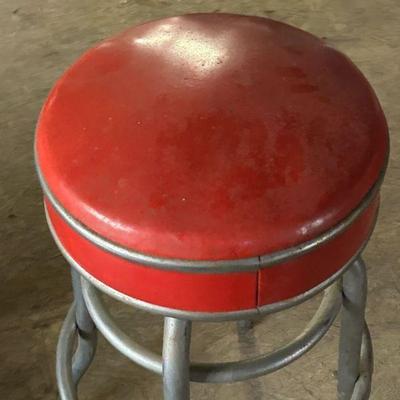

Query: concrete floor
[[1, 0, 399, 399]]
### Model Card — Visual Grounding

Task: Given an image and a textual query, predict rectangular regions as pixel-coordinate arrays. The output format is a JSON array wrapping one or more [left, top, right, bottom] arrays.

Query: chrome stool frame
[[50, 215, 373, 400]]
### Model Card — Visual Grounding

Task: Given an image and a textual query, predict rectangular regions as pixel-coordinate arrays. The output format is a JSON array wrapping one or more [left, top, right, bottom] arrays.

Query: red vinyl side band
[[258, 197, 378, 306]]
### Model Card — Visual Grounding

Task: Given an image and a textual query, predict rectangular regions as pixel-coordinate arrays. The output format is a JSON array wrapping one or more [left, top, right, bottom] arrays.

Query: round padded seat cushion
[[37, 14, 387, 312]]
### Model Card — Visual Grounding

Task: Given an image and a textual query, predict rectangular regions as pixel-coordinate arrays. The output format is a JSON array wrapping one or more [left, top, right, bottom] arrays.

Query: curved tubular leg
[[237, 320, 255, 332], [338, 258, 368, 400], [56, 270, 97, 400], [70, 269, 97, 385], [163, 318, 192, 400], [351, 323, 373, 400], [56, 304, 78, 400]]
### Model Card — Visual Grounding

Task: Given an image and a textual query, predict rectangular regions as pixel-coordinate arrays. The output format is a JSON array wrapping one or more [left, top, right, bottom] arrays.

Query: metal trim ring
[[36, 150, 386, 273], [81, 277, 341, 383]]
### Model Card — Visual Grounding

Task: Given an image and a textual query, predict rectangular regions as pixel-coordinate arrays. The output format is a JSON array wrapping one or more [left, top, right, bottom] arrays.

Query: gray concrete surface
[[0, 1, 399, 399]]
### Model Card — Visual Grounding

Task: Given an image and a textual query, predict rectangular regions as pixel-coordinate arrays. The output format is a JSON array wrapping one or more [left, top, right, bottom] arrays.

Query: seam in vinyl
[[256, 256, 261, 308]]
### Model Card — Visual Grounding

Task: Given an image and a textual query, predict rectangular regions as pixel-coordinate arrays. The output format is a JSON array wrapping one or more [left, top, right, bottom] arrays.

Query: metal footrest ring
[[56, 278, 373, 399], [80, 277, 341, 383]]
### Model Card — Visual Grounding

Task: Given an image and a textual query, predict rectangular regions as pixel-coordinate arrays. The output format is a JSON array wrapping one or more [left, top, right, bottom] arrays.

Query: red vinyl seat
[[36, 14, 388, 313]]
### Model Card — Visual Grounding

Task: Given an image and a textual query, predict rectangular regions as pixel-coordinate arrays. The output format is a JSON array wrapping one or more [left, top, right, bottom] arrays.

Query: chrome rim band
[[36, 150, 385, 273]]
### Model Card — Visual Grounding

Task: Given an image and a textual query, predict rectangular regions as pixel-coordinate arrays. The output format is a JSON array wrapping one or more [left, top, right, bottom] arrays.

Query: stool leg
[[162, 317, 192, 400], [237, 319, 255, 332], [70, 269, 97, 385], [338, 258, 368, 400]]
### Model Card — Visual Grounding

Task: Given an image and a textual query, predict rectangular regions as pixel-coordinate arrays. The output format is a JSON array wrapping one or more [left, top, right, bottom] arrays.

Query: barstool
[[35, 13, 389, 400]]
